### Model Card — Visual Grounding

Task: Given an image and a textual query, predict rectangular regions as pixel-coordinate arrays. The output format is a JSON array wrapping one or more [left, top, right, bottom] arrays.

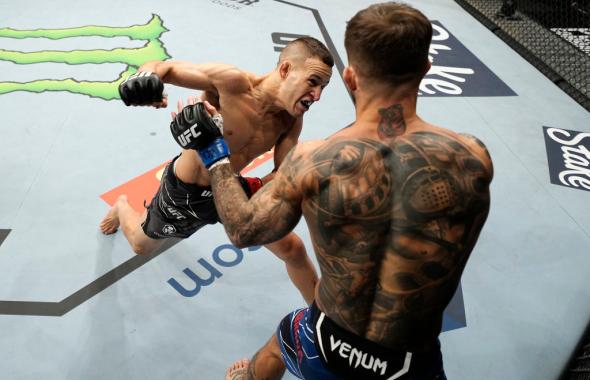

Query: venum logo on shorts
[[420, 21, 516, 97], [543, 127, 590, 191], [329, 336, 389, 375]]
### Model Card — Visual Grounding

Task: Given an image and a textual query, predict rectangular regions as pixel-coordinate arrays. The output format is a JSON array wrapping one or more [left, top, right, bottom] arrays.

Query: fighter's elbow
[[227, 232, 252, 249], [222, 210, 261, 248], [139, 60, 162, 72], [231, 239, 249, 249]]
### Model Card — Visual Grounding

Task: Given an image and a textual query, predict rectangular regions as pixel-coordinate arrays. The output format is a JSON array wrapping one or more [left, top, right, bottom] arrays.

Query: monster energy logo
[[0, 14, 170, 100]]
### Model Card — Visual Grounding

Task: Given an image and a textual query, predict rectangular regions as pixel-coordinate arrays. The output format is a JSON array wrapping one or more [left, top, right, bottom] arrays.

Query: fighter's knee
[[287, 236, 306, 260], [272, 235, 307, 262], [131, 242, 153, 256]]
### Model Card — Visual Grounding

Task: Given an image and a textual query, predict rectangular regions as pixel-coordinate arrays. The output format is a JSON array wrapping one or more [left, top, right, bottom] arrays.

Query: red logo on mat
[[100, 150, 274, 211], [100, 161, 170, 212]]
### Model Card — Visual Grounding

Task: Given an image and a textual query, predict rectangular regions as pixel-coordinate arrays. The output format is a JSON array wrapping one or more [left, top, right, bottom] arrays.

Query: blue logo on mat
[[420, 21, 516, 97], [168, 243, 467, 332], [543, 126, 590, 191]]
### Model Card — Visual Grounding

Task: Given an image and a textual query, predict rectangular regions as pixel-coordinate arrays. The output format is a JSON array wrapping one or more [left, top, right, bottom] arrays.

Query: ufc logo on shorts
[[166, 206, 186, 220], [177, 124, 202, 147]]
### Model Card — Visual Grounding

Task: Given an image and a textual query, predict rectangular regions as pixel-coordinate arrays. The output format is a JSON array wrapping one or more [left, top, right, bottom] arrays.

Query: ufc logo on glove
[[177, 125, 202, 147]]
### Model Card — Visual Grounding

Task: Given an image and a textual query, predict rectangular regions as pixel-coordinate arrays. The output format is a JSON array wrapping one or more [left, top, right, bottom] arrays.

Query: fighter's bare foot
[[225, 358, 250, 380], [99, 195, 128, 234]]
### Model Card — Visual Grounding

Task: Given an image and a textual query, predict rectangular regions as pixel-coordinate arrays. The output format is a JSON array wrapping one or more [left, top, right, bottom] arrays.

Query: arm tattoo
[[209, 154, 302, 247]]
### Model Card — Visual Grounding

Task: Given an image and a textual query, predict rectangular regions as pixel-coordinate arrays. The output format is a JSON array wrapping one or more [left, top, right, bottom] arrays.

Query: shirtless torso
[[301, 112, 493, 352], [208, 100, 492, 353], [176, 76, 300, 186]]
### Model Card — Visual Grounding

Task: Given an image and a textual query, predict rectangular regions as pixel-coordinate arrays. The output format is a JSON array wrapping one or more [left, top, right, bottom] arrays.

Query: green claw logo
[[0, 14, 170, 100]]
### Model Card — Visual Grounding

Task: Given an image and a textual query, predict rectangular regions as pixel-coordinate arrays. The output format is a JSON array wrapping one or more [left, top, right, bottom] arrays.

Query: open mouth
[[300, 99, 313, 111]]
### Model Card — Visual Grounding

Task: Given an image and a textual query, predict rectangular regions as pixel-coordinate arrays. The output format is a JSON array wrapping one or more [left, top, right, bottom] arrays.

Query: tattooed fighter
[[171, 3, 493, 379]]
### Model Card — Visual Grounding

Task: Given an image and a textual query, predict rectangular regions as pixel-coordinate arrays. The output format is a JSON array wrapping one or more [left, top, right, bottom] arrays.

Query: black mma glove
[[170, 102, 230, 168], [119, 71, 164, 106]]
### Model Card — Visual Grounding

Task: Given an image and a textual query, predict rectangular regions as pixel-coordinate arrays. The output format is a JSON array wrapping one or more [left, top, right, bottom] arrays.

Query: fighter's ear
[[343, 66, 357, 91], [422, 59, 432, 77], [279, 60, 291, 79]]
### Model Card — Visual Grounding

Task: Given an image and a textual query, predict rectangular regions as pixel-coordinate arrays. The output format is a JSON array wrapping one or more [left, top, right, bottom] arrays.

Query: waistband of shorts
[[308, 302, 442, 363]]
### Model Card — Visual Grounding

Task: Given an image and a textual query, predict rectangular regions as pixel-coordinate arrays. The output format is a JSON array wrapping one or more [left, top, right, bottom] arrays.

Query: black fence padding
[[454, 0, 590, 112], [561, 325, 590, 380]]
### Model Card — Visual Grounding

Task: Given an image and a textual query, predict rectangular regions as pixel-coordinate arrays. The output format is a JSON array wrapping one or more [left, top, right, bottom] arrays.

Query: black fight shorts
[[278, 302, 446, 380], [141, 157, 220, 239]]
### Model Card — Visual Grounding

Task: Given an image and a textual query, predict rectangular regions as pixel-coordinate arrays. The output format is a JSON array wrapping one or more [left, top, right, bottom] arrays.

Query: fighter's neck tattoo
[[378, 104, 406, 140]]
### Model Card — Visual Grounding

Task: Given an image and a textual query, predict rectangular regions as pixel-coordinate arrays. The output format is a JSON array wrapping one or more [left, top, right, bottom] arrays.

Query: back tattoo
[[305, 104, 492, 349]]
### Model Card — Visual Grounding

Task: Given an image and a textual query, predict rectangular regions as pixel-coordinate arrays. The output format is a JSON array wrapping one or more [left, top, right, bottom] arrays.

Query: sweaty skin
[[210, 103, 492, 353]]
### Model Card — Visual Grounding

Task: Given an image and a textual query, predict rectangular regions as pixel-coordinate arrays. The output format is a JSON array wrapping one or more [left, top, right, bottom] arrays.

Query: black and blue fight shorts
[[141, 156, 220, 239], [277, 302, 447, 380]]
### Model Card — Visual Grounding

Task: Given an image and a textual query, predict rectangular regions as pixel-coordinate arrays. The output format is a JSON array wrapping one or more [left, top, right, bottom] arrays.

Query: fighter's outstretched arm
[[138, 60, 249, 93], [119, 61, 249, 108]]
